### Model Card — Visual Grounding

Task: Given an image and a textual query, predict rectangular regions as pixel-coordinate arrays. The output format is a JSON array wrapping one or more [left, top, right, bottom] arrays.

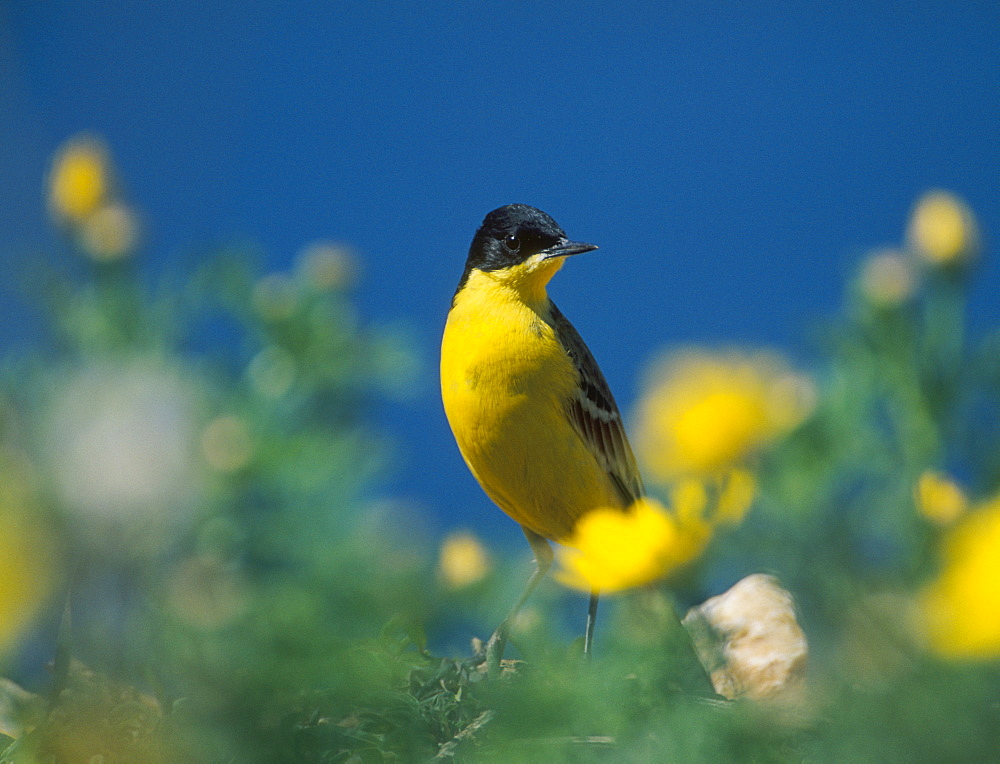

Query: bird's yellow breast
[[441, 268, 622, 541]]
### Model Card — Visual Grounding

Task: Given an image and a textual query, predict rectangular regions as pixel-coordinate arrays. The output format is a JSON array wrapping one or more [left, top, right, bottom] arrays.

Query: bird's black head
[[457, 204, 597, 294]]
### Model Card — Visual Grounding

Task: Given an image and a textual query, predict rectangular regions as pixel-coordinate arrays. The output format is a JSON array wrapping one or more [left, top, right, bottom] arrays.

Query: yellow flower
[[907, 190, 979, 266], [715, 468, 757, 525], [670, 478, 708, 524], [48, 135, 110, 224], [635, 350, 814, 481], [438, 530, 491, 589], [915, 470, 967, 526], [919, 495, 1000, 659], [0, 462, 57, 657], [668, 470, 756, 530], [555, 497, 710, 594]]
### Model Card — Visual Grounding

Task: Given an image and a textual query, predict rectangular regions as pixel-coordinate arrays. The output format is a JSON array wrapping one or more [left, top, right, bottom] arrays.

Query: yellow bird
[[441, 204, 643, 674]]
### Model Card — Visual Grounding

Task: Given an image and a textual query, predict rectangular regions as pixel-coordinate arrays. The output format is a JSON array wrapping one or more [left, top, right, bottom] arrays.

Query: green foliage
[[0, 231, 432, 760]]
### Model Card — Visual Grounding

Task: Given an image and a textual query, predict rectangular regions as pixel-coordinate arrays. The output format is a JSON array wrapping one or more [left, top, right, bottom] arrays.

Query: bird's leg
[[485, 527, 553, 678], [583, 589, 600, 657]]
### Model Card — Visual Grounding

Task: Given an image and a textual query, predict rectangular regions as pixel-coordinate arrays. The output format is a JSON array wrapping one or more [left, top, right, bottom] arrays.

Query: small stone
[[683, 573, 807, 702]]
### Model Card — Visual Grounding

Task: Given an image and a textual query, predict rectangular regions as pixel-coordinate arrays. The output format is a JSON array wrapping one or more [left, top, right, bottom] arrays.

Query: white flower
[[45, 361, 203, 547]]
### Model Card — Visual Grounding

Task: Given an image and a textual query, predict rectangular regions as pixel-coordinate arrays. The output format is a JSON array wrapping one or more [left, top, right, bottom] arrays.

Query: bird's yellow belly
[[441, 288, 621, 541]]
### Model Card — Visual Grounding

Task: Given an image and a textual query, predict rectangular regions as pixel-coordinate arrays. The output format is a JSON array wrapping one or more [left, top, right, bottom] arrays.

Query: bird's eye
[[504, 234, 521, 252]]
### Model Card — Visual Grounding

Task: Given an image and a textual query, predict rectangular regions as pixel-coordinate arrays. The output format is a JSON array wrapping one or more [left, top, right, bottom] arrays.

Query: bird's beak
[[541, 239, 599, 260]]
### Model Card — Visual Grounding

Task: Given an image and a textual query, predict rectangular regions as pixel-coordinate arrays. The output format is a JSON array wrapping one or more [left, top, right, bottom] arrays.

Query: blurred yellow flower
[[0, 465, 57, 657], [915, 470, 967, 526], [907, 190, 979, 266], [48, 135, 110, 224], [635, 350, 814, 481], [859, 249, 918, 308], [438, 530, 491, 589], [670, 478, 708, 523], [920, 495, 1000, 659], [79, 202, 139, 262], [716, 468, 757, 525], [556, 497, 710, 594]]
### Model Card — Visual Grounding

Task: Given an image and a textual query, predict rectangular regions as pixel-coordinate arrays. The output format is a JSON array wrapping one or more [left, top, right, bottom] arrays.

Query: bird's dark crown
[[457, 204, 568, 292]]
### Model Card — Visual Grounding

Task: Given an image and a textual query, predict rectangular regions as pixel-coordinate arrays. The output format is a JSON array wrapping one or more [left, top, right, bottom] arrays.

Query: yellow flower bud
[[907, 190, 979, 266], [716, 469, 757, 525], [670, 478, 708, 525], [438, 530, 491, 589], [915, 471, 967, 526], [48, 135, 110, 224]]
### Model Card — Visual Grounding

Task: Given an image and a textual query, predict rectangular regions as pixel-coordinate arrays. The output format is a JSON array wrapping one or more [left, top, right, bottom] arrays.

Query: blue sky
[[1, 2, 998, 544]]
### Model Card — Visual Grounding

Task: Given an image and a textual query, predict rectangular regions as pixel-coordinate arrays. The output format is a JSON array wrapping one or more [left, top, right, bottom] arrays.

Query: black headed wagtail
[[441, 204, 643, 674]]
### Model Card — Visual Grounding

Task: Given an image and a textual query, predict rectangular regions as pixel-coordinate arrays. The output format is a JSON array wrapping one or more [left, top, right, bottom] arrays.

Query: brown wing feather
[[549, 302, 644, 506]]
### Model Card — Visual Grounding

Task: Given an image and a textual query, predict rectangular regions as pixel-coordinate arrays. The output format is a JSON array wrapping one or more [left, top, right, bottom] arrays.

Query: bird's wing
[[549, 302, 645, 506]]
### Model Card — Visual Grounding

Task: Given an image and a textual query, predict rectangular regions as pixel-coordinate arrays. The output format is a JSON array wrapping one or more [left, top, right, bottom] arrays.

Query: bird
[[440, 204, 643, 676]]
